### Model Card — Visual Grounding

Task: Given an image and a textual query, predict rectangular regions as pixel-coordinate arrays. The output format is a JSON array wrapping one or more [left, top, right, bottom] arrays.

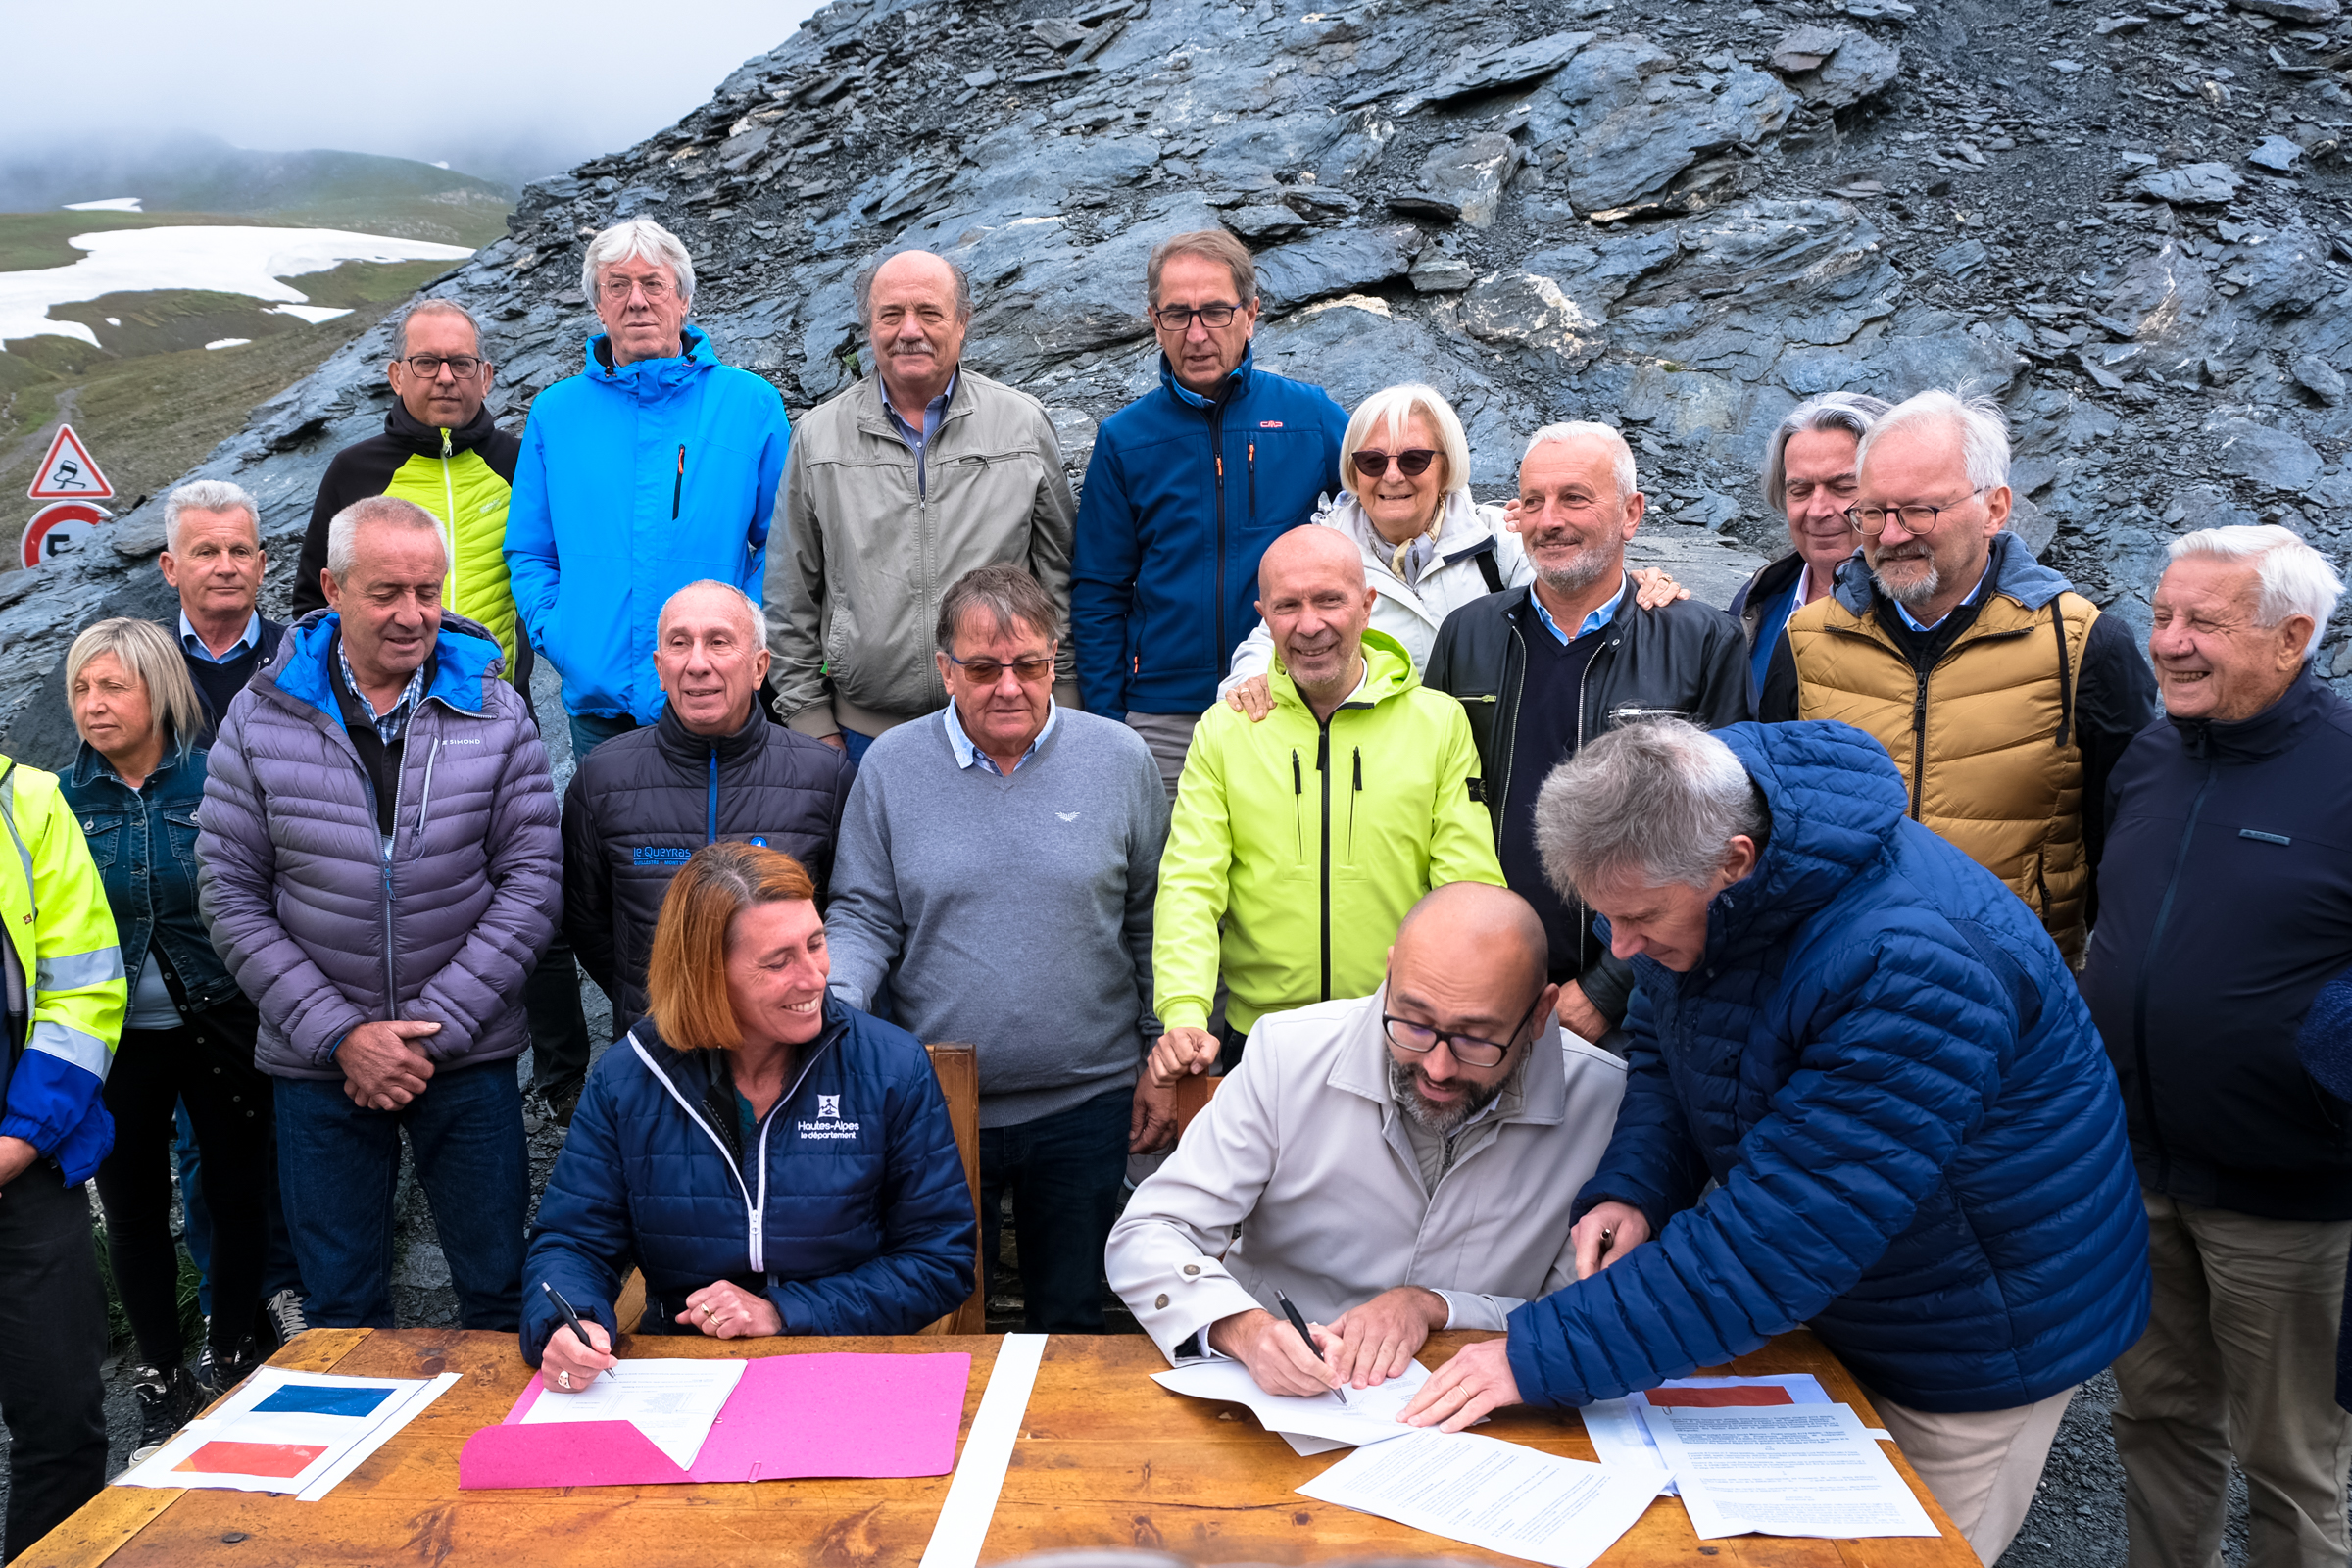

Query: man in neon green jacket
[[0, 755, 126, 1556], [1152, 527, 1502, 1074]]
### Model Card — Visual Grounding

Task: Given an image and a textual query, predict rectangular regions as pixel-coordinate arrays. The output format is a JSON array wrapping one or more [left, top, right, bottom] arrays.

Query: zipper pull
[[1216, 453, 1225, 480], [1353, 747, 1362, 792], [440, 427, 453, 459], [1293, 751, 1302, 795], [673, 444, 686, 519]]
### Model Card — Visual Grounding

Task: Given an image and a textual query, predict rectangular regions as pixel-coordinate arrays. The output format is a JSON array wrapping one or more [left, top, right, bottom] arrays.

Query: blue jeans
[[176, 1102, 303, 1318], [977, 1085, 1131, 1333], [566, 710, 639, 765], [274, 1060, 527, 1331]]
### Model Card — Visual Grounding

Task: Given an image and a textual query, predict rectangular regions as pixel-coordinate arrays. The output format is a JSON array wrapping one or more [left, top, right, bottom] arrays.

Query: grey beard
[[1870, 554, 1941, 607], [1535, 545, 1615, 597], [1390, 1052, 1524, 1136]]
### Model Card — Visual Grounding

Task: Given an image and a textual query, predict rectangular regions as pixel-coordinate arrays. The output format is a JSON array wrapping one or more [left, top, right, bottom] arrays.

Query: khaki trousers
[[2111, 1191, 2352, 1568], [1864, 1383, 2076, 1565], [1123, 711, 1199, 802]]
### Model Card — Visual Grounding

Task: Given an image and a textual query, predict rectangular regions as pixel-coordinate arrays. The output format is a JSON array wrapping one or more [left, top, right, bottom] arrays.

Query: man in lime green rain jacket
[[1152, 527, 1502, 1075], [0, 754, 126, 1557]]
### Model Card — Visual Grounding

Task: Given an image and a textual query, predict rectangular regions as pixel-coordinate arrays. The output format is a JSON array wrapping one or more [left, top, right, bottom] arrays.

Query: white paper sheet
[[113, 1367, 457, 1498], [1639, 1401, 1939, 1540], [1297, 1427, 1662, 1568], [517, 1356, 746, 1469], [1583, 1373, 1831, 1494], [1152, 1356, 1434, 1450]]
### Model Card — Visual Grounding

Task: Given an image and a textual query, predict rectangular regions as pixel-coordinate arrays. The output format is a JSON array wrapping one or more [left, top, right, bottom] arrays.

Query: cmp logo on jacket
[[800, 1094, 860, 1141]]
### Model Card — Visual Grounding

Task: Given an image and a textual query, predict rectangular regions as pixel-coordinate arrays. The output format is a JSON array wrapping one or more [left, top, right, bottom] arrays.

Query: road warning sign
[[22, 501, 112, 569], [27, 425, 114, 502]]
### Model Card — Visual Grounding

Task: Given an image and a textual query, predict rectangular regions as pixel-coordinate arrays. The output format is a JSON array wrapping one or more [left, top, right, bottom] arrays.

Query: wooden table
[[23, 1328, 1975, 1567]]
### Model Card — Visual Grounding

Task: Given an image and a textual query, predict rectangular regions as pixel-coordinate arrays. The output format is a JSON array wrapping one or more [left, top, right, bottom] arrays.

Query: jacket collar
[[1158, 344, 1255, 411], [384, 398, 500, 458], [1831, 528, 2070, 619], [68, 739, 191, 792], [2167, 662, 2333, 762], [631, 1000, 851, 1101], [1269, 628, 1419, 715], [1326, 985, 1569, 1129], [851, 364, 974, 439], [585, 323, 718, 395], [264, 610, 505, 731], [654, 697, 771, 767]]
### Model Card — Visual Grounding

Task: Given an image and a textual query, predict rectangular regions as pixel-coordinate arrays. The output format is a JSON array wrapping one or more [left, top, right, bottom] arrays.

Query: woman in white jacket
[[1221, 383, 1679, 715]]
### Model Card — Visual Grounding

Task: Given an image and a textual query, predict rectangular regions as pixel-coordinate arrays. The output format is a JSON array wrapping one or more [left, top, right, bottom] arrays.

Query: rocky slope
[[7, 0, 2352, 767]]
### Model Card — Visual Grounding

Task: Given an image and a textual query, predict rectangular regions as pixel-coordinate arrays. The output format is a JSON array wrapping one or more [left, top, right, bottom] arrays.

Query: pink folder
[[458, 1351, 972, 1490]]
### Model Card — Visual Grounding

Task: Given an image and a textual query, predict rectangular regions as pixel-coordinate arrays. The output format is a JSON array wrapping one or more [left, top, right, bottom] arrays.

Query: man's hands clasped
[[339, 1019, 440, 1110]]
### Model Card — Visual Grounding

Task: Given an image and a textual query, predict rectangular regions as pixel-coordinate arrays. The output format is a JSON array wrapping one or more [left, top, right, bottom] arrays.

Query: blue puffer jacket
[[505, 324, 789, 725], [1070, 348, 1347, 720], [1509, 721, 2148, 1414], [519, 1000, 974, 1361]]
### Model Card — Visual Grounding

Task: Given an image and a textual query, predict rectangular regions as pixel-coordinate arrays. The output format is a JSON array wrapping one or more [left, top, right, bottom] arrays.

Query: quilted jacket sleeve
[[764, 1054, 975, 1335], [408, 705, 562, 1059], [1510, 922, 2014, 1408], [519, 1066, 631, 1364]]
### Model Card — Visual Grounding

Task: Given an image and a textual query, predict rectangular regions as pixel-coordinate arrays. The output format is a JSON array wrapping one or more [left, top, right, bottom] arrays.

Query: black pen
[[1275, 1290, 1349, 1406], [541, 1281, 617, 1382]]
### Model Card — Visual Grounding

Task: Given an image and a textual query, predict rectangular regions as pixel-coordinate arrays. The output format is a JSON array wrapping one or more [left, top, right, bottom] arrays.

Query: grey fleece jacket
[[197, 610, 562, 1080], [822, 707, 1167, 1127]]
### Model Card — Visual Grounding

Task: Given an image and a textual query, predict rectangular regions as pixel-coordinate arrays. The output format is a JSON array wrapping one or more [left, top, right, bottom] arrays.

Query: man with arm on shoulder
[[1424, 422, 1749, 1050], [1108, 882, 1624, 1392], [767, 249, 1075, 761]]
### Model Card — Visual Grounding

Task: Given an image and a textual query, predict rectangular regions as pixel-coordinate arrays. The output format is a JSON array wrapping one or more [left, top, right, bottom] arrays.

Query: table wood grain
[[17, 1328, 1975, 1567]]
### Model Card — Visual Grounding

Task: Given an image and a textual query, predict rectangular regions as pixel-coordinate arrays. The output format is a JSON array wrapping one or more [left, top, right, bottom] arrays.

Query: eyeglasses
[[1352, 448, 1439, 478], [1152, 302, 1242, 330], [1382, 989, 1544, 1069], [399, 354, 483, 379], [1846, 487, 1989, 536], [944, 653, 1054, 684], [600, 275, 675, 303]]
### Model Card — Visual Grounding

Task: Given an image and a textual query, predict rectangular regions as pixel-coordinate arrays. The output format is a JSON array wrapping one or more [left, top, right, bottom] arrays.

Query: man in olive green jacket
[[1152, 528, 1503, 1077], [766, 249, 1076, 760]]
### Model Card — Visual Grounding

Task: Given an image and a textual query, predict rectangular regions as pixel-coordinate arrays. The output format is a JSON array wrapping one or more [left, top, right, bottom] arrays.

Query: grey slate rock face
[[1414, 30, 1597, 106], [1254, 226, 1421, 311], [1407, 134, 1521, 228], [1767, 25, 1901, 110], [2228, 0, 2341, 19], [2132, 163, 2247, 204]]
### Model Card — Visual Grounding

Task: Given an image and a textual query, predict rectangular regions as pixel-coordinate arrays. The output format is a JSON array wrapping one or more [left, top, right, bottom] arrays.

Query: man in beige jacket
[[1106, 881, 1625, 1396], [766, 248, 1077, 761]]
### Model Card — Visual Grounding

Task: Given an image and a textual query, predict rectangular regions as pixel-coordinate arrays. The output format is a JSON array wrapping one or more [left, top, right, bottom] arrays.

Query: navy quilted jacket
[[519, 1000, 974, 1361], [1509, 720, 2148, 1413]]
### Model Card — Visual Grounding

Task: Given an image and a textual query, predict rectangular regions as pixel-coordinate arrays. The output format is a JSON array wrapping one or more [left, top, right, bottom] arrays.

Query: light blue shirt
[[943, 698, 1058, 776], [177, 609, 262, 664], [1890, 561, 1991, 633], [1529, 573, 1629, 645], [882, 368, 957, 498]]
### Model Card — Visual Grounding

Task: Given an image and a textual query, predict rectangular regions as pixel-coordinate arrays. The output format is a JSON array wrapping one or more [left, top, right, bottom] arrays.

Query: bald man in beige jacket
[[1106, 883, 1625, 1397]]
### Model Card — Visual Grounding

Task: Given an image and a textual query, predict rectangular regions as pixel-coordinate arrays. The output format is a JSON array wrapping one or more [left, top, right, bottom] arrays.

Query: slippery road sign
[[27, 425, 114, 502]]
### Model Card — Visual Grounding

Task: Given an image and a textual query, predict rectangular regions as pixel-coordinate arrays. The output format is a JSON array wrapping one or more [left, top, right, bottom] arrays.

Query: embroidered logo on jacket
[[799, 1095, 861, 1141], [633, 846, 694, 866]]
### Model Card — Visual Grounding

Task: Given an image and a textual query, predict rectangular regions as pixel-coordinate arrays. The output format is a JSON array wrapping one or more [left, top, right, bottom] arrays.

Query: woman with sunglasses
[[1221, 384, 1681, 718]]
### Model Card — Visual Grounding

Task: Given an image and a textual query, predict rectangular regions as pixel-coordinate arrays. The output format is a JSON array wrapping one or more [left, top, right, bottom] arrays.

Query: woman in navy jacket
[[523, 842, 973, 1384]]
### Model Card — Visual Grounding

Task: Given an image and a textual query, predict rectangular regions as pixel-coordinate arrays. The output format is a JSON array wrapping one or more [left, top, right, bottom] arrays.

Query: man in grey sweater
[[825, 564, 1170, 1332]]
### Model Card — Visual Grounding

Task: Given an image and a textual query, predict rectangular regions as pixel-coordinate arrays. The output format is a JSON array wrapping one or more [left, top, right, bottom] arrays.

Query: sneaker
[[194, 1336, 265, 1402], [129, 1363, 196, 1463], [264, 1288, 309, 1348]]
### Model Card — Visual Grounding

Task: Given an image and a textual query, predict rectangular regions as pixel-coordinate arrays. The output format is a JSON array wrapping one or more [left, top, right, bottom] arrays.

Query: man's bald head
[[1255, 526, 1376, 714], [1258, 524, 1367, 600], [1394, 881, 1548, 997], [656, 580, 769, 736], [658, 580, 760, 642]]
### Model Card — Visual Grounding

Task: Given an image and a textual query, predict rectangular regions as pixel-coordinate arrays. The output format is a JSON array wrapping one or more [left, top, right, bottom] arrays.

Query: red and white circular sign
[[22, 500, 112, 569]]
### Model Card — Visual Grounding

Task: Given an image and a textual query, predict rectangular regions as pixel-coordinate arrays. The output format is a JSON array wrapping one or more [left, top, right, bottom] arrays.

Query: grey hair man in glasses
[[1757, 388, 2155, 962], [1105, 880, 1625, 1397]]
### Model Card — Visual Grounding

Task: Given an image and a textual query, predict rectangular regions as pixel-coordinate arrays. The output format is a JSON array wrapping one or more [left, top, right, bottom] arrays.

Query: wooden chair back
[[918, 1041, 988, 1335], [1171, 1072, 1223, 1141]]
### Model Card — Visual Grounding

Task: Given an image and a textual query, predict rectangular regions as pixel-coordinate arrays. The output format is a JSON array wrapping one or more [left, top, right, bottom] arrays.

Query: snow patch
[[270, 303, 355, 324], [0, 226, 473, 349], [205, 338, 252, 351], [63, 197, 142, 212]]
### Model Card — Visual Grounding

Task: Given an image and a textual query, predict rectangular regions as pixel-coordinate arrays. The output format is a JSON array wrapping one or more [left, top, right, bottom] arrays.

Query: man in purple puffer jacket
[[198, 495, 561, 1331]]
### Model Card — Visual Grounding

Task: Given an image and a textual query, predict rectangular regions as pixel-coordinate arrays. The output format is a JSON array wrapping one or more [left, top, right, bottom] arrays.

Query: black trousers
[[0, 1161, 108, 1557], [93, 1019, 270, 1367]]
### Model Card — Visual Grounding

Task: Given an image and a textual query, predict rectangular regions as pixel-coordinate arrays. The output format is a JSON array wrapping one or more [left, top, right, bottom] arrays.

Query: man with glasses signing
[[1071, 229, 1349, 797], [1757, 389, 2154, 962], [1107, 880, 1625, 1393]]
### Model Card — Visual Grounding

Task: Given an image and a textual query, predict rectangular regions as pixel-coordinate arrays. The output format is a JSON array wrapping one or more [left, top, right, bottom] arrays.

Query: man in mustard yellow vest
[[1757, 389, 2156, 961]]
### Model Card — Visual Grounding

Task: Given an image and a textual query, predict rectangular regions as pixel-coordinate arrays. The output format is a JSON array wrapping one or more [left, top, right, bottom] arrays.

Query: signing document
[[1298, 1427, 1660, 1568], [518, 1357, 746, 1469], [1152, 1357, 1435, 1454], [1641, 1401, 1938, 1540]]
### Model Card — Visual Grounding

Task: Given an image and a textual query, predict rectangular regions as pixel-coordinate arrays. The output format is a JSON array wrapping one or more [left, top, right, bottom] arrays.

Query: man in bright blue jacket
[[1404, 717, 2149, 1567], [506, 218, 790, 762], [1069, 228, 1347, 795]]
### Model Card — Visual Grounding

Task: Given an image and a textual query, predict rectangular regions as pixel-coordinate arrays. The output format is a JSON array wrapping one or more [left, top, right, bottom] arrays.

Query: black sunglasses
[[1352, 448, 1439, 478]]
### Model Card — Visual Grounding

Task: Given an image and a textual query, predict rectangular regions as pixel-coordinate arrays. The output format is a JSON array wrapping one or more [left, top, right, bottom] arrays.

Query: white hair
[[2168, 524, 2345, 657], [325, 495, 447, 584], [581, 218, 696, 310], [1762, 390, 1892, 509], [1523, 421, 1638, 499], [1858, 388, 2012, 493], [1534, 718, 1766, 897], [659, 579, 761, 640], [1341, 384, 1475, 502], [163, 479, 260, 555]]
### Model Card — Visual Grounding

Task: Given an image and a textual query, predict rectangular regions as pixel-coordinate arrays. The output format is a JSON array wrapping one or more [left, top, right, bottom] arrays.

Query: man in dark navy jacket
[[2082, 524, 2352, 1568], [1069, 229, 1348, 796]]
